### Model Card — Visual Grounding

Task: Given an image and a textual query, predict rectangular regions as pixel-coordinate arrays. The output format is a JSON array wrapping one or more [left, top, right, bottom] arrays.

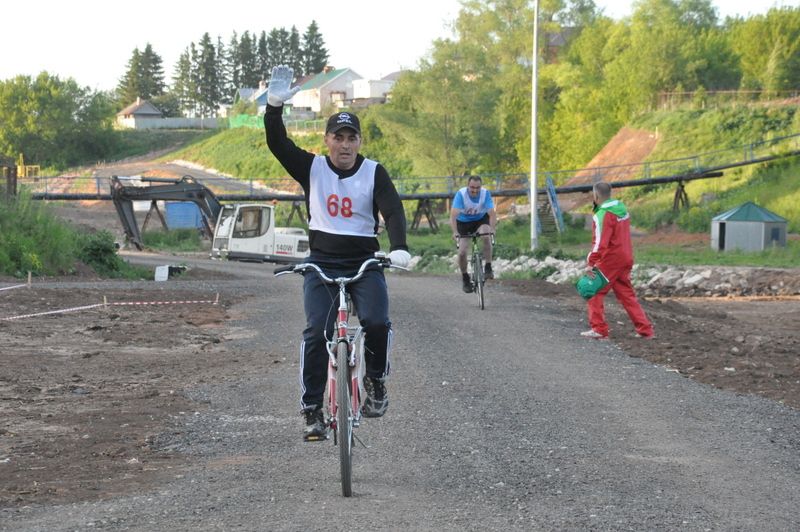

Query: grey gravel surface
[[3, 253, 799, 531]]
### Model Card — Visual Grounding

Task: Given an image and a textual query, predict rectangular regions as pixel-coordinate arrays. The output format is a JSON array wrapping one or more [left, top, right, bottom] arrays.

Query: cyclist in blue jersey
[[449, 175, 497, 293]]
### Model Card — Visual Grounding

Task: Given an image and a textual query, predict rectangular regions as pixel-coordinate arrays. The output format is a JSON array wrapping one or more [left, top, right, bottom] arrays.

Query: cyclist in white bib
[[264, 66, 410, 441], [450, 175, 497, 293]]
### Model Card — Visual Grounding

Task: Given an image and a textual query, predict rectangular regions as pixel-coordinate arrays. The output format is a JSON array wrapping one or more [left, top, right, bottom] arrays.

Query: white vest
[[308, 156, 377, 237], [459, 187, 489, 216]]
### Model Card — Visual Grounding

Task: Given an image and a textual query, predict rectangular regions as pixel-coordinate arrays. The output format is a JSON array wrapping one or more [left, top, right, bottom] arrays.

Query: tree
[[216, 35, 232, 105], [302, 20, 328, 75], [226, 31, 242, 93], [140, 43, 166, 99], [116, 44, 166, 105], [732, 7, 800, 92], [257, 31, 270, 82], [116, 47, 143, 104], [239, 31, 259, 88], [172, 48, 195, 115], [196, 33, 220, 116], [288, 26, 303, 76], [0, 73, 116, 168], [267, 28, 291, 69]]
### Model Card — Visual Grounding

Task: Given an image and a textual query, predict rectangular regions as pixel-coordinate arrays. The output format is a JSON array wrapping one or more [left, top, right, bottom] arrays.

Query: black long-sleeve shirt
[[264, 105, 407, 267]]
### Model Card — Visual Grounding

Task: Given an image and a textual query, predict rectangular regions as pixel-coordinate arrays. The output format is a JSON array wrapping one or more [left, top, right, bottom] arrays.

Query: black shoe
[[303, 407, 327, 441], [484, 263, 494, 280], [363, 377, 388, 418], [462, 274, 473, 293]]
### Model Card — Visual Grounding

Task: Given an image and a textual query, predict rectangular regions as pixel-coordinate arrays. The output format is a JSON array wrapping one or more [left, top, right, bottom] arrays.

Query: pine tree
[[226, 31, 242, 92], [257, 31, 270, 82], [172, 48, 194, 115], [117, 47, 143, 104], [288, 26, 303, 76], [302, 20, 329, 75], [239, 31, 259, 87], [196, 33, 220, 116], [267, 28, 291, 68], [140, 43, 166, 99], [216, 35, 232, 105]]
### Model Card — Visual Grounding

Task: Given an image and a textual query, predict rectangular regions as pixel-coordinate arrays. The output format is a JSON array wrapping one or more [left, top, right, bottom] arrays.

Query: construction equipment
[[17, 153, 40, 178], [110, 175, 309, 263]]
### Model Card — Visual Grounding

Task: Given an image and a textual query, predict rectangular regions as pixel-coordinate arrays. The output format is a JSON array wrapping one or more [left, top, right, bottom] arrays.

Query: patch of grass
[[164, 127, 325, 180], [141, 229, 205, 252], [636, 239, 800, 268]]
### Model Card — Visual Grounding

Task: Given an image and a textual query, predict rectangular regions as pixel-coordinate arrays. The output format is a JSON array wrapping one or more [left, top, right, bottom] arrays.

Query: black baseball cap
[[326, 112, 361, 135]]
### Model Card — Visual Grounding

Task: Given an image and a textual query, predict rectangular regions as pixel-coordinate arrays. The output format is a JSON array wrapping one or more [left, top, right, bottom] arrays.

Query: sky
[[1, 0, 795, 93]]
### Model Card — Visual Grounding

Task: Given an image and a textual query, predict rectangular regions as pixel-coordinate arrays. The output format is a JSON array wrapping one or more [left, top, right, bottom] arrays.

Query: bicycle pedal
[[304, 434, 329, 442]]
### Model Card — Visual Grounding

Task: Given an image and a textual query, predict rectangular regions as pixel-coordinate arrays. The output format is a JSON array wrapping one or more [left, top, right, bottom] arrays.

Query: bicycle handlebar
[[274, 253, 402, 284]]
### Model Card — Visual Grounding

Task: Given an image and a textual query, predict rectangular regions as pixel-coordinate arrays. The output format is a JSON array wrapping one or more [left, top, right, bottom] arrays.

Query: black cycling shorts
[[457, 214, 491, 236]]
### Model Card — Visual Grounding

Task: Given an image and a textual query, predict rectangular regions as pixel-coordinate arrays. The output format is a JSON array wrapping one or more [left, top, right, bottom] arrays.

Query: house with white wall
[[291, 67, 362, 113]]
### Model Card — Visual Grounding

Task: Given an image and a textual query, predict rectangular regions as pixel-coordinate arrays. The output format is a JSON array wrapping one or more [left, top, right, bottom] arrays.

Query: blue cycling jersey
[[453, 187, 494, 222]]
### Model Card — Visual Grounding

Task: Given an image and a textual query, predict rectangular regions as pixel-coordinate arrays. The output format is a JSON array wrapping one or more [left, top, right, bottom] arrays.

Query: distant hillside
[[151, 104, 800, 233], [556, 104, 800, 233]]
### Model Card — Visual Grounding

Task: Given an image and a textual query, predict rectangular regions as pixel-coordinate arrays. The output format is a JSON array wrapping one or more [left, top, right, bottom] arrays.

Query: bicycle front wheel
[[336, 340, 353, 497], [472, 253, 485, 310]]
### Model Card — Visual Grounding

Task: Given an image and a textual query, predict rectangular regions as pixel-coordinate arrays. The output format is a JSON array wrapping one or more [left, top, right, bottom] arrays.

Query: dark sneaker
[[363, 377, 388, 418], [484, 263, 494, 280], [303, 407, 327, 441], [462, 274, 473, 293]]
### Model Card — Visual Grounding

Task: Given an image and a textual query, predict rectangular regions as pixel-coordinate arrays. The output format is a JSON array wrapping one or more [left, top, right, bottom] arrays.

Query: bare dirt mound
[[559, 127, 659, 211]]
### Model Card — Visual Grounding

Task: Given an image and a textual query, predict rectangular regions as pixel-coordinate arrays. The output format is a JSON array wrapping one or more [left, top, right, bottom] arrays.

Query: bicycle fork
[[327, 287, 364, 434]]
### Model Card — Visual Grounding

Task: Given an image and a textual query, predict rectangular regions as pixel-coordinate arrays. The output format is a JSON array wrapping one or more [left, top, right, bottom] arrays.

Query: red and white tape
[[0, 283, 29, 292], [1, 293, 219, 321], [1, 303, 106, 321], [0, 272, 32, 292]]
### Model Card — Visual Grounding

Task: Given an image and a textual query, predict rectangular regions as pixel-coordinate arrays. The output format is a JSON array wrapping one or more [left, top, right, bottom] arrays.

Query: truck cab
[[211, 204, 309, 263]]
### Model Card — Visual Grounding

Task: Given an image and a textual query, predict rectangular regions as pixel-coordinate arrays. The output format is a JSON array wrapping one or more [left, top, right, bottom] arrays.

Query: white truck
[[111, 175, 309, 264]]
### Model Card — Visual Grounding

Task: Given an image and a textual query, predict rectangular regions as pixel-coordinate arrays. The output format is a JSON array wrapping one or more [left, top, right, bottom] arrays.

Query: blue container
[[165, 202, 204, 229]]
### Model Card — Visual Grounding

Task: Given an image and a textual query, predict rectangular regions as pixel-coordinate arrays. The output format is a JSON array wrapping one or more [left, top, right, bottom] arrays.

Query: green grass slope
[[621, 105, 800, 232]]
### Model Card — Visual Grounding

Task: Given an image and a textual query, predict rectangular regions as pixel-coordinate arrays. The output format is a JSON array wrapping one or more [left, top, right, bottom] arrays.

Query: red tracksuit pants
[[587, 265, 653, 337]]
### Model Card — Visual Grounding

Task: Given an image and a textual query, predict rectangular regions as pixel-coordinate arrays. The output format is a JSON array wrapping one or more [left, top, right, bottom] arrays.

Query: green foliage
[[142, 229, 204, 251], [0, 73, 118, 169], [165, 126, 323, 179], [730, 7, 800, 92], [116, 43, 166, 105], [636, 239, 800, 268], [0, 192, 76, 276], [0, 193, 146, 279], [77, 231, 126, 276]]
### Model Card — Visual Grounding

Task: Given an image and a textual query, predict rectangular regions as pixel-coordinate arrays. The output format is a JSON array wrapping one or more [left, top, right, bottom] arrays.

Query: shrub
[[78, 231, 125, 276]]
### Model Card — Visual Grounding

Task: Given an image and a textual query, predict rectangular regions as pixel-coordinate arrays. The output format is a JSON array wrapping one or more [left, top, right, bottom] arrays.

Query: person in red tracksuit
[[582, 182, 654, 339]]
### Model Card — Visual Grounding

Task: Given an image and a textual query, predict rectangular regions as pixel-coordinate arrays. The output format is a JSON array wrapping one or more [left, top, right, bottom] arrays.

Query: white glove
[[387, 249, 411, 268], [267, 65, 301, 107]]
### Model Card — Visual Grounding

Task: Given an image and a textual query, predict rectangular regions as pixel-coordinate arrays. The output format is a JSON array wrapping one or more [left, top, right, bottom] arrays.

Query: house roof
[[299, 68, 360, 90], [236, 88, 257, 101], [117, 98, 162, 117], [381, 70, 407, 81], [712, 201, 787, 223]]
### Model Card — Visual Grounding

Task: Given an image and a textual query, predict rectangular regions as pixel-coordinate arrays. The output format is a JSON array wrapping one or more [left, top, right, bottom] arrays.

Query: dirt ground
[[3, 162, 799, 510], [3, 262, 799, 509]]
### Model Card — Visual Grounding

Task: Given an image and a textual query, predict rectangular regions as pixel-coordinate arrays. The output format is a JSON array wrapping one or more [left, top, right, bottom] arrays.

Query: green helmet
[[575, 268, 609, 300]]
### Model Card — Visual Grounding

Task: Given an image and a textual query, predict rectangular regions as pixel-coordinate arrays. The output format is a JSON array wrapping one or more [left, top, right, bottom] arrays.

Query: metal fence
[[17, 132, 800, 199]]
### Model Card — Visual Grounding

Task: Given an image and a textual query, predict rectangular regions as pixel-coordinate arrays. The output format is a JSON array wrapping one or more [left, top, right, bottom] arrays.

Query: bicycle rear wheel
[[472, 252, 485, 310], [336, 340, 353, 497]]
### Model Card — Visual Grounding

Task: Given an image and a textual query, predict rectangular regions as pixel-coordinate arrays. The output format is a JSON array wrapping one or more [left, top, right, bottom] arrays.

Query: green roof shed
[[710, 202, 787, 252]]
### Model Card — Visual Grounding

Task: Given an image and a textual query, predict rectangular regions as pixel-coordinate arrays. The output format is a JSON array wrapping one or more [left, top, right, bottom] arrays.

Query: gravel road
[[4, 253, 799, 531]]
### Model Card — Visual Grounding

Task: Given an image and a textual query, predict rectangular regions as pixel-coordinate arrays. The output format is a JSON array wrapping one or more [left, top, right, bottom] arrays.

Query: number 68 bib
[[308, 156, 377, 237]]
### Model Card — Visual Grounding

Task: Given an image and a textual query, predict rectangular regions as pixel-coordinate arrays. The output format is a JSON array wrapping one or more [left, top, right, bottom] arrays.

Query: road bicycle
[[456, 232, 495, 310], [275, 252, 402, 497]]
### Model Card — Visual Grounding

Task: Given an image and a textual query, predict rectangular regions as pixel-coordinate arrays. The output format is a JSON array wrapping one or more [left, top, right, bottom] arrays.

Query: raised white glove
[[387, 249, 411, 268], [267, 65, 301, 107]]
